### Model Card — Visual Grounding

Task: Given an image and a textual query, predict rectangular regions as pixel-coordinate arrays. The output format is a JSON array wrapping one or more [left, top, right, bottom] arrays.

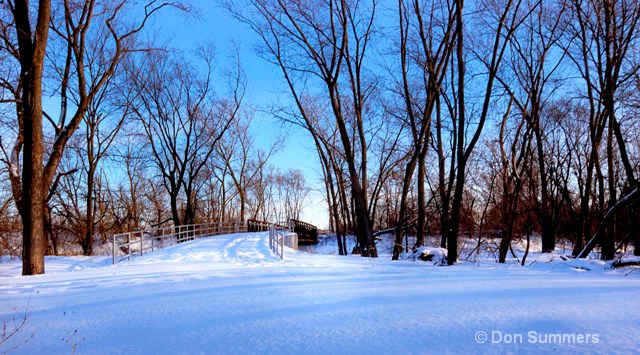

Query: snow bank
[[1, 232, 638, 354]]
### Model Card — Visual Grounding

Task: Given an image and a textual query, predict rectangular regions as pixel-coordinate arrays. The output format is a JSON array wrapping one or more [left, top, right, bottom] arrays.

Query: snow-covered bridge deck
[[111, 220, 299, 264]]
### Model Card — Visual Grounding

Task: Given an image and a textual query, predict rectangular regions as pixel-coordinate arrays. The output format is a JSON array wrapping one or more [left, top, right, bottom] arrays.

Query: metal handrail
[[269, 224, 298, 260], [111, 221, 246, 264]]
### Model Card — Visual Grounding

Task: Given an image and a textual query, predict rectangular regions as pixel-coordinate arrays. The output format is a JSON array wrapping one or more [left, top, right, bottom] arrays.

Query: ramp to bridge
[[111, 220, 311, 264]]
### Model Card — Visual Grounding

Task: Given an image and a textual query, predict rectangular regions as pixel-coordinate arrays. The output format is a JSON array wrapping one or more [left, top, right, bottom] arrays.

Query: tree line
[[1, 0, 640, 275], [227, 0, 640, 263]]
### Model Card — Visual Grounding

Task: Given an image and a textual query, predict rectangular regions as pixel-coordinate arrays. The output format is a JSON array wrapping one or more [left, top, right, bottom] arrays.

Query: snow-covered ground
[[1, 232, 639, 354]]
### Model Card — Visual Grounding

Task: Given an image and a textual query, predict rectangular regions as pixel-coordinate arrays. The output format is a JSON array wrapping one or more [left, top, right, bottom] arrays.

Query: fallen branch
[[611, 261, 640, 269], [577, 187, 639, 258], [1, 294, 31, 346]]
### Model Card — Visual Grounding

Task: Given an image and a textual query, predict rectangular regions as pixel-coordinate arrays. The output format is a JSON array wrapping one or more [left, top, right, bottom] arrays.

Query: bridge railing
[[247, 219, 287, 232], [269, 224, 298, 260], [289, 219, 318, 244], [111, 221, 246, 264]]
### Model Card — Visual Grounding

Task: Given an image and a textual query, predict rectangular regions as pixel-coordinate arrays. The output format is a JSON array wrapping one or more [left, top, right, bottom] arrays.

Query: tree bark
[[447, 0, 466, 265], [328, 83, 376, 257], [83, 162, 96, 256], [14, 0, 52, 275], [415, 144, 428, 248]]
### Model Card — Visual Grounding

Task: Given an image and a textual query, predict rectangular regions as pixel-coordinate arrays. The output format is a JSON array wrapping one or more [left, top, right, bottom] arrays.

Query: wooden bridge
[[247, 219, 318, 244], [288, 219, 319, 245]]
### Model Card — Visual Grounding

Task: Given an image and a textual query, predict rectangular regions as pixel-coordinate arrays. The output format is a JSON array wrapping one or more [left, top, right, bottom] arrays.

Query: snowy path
[[1, 232, 639, 354]]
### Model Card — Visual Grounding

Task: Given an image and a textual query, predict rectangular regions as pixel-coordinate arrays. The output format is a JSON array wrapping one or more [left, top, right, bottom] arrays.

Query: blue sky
[[157, 1, 329, 227]]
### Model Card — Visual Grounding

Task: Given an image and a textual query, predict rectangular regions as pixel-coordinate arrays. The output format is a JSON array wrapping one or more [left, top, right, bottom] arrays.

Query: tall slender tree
[[446, 0, 526, 265], [229, 0, 380, 256], [392, 0, 456, 260]]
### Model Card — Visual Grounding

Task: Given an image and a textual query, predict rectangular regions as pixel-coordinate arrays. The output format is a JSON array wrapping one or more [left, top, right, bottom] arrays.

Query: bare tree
[[203, 159, 237, 223], [391, 0, 456, 260], [496, 0, 568, 254], [76, 72, 132, 254], [112, 132, 149, 230], [1, 0, 52, 275], [563, 0, 640, 259], [444, 0, 528, 264], [0, 0, 184, 274], [278, 170, 310, 222], [228, 0, 381, 257], [129, 49, 241, 228], [215, 114, 277, 223], [494, 98, 534, 263]]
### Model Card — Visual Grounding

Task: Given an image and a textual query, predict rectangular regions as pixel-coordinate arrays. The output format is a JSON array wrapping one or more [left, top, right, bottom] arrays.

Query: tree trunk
[[534, 117, 554, 253], [236, 188, 246, 223], [15, 0, 52, 275], [331, 102, 376, 256], [573, 149, 598, 256], [434, 96, 451, 249], [447, 0, 465, 266], [352, 182, 377, 257], [415, 143, 428, 249], [393, 151, 419, 260], [170, 191, 181, 227], [447, 162, 466, 265], [603, 116, 617, 260], [45, 205, 58, 256], [182, 184, 195, 227], [83, 163, 96, 256], [633, 207, 640, 257], [498, 190, 522, 263]]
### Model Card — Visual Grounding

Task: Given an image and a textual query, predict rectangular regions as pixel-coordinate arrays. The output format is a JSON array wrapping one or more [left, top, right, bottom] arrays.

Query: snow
[[1, 232, 639, 354]]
